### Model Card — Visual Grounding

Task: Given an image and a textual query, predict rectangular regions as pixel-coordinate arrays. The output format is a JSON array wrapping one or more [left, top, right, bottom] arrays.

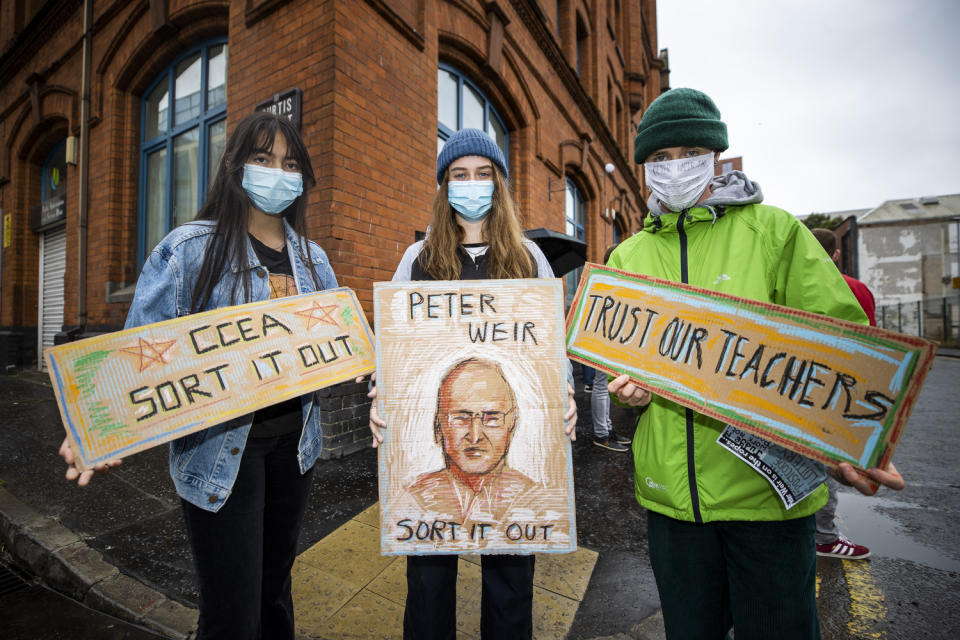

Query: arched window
[[565, 177, 586, 302], [437, 64, 508, 163], [139, 40, 227, 263]]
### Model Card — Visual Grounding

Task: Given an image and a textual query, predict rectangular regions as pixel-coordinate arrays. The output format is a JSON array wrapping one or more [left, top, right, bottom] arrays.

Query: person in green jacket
[[606, 88, 904, 640]]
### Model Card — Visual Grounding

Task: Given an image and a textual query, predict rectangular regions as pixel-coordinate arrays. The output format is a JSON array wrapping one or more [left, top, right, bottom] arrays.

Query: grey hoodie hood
[[646, 170, 764, 221]]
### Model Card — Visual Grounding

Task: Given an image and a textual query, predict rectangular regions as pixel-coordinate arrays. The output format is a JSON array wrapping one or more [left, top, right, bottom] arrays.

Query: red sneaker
[[816, 534, 871, 560]]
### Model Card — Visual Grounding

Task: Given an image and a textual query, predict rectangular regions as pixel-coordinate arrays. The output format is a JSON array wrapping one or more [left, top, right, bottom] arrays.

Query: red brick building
[[0, 0, 665, 453]]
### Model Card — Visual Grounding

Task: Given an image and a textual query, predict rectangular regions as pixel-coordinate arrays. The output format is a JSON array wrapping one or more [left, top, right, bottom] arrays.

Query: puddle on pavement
[[836, 492, 960, 572]]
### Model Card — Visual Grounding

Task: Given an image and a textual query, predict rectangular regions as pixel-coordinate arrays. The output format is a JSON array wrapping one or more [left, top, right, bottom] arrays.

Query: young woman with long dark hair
[[61, 112, 337, 639]]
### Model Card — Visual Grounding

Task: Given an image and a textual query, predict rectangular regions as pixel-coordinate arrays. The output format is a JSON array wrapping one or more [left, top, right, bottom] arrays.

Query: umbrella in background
[[523, 228, 587, 276], [413, 227, 587, 276]]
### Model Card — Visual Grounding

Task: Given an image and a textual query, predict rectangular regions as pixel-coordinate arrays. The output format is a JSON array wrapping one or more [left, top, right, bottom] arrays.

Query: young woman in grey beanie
[[366, 127, 577, 639], [605, 88, 904, 640]]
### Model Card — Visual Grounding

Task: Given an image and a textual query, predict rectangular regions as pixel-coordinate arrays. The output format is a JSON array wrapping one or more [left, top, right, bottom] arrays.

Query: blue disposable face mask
[[448, 180, 495, 221], [242, 164, 303, 215]]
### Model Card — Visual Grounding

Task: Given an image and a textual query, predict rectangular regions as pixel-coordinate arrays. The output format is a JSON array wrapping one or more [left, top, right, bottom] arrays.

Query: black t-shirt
[[410, 243, 536, 280], [247, 234, 302, 439]]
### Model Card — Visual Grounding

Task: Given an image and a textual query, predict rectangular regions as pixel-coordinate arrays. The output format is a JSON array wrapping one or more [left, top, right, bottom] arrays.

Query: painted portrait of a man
[[374, 280, 575, 555], [403, 357, 540, 524]]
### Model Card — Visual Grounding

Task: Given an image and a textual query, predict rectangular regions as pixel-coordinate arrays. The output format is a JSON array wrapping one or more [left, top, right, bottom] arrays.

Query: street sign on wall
[[255, 88, 302, 130]]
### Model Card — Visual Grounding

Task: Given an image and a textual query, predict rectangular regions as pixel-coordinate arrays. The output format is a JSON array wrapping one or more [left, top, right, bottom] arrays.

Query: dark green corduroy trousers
[[647, 510, 821, 640]]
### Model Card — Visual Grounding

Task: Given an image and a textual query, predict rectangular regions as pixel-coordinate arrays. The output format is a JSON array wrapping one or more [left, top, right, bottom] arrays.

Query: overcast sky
[[655, 0, 960, 216]]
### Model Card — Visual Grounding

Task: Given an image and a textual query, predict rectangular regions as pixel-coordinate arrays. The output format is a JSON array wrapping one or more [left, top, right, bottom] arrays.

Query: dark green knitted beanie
[[633, 88, 729, 164]]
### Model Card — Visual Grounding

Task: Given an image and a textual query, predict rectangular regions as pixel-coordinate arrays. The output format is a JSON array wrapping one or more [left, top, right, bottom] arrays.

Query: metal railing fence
[[876, 295, 959, 346]]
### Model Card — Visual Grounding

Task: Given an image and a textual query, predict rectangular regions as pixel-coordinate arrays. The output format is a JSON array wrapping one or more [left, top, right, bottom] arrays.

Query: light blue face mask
[[242, 164, 303, 215], [448, 180, 495, 221]]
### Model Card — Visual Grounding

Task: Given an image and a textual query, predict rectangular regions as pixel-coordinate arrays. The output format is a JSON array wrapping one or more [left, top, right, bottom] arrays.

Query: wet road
[[815, 356, 960, 639]]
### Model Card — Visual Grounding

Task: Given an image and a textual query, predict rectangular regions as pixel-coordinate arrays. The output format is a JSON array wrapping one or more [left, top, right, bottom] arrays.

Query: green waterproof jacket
[[607, 195, 868, 523]]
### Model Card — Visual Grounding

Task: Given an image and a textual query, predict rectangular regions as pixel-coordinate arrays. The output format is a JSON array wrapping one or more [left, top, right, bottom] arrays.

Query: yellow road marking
[[843, 559, 887, 639]]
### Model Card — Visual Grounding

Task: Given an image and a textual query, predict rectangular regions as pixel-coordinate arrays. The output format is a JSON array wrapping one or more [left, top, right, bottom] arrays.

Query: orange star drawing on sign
[[119, 338, 177, 372], [295, 301, 340, 330]]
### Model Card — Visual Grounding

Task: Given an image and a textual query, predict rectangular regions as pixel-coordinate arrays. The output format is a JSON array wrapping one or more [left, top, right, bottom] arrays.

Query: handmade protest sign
[[374, 279, 576, 555], [566, 264, 935, 472], [46, 288, 375, 471]]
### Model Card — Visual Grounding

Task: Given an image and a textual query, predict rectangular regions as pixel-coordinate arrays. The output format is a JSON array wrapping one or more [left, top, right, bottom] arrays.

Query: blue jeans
[[814, 477, 840, 544], [591, 367, 613, 438], [581, 363, 595, 387]]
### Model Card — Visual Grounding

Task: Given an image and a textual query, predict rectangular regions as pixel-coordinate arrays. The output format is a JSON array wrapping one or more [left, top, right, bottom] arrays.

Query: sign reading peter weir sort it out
[[566, 264, 936, 472], [374, 279, 576, 556], [46, 288, 375, 471]]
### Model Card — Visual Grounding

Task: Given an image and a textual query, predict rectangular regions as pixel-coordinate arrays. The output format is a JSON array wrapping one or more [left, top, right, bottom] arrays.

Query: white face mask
[[644, 153, 715, 212]]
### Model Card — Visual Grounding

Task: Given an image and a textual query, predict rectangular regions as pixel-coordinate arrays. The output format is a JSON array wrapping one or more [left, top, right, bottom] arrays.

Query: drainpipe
[[77, 0, 92, 334]]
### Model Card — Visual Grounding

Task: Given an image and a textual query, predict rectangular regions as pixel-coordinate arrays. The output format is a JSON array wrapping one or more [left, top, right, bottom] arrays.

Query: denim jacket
[[125, 219, 338, 511]]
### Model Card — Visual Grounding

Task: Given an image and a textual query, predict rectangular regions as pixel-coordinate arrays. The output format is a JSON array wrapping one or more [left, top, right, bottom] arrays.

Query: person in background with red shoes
[[810, 227, 875, 560]]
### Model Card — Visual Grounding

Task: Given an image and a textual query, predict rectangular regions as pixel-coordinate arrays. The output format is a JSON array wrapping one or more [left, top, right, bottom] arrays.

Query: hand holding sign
[[59, 437, 121, 486], [834, 460, 904, 495], [564, 383, 577, 441], [358, 372, 387, 448], [608, 373, 652, 408]]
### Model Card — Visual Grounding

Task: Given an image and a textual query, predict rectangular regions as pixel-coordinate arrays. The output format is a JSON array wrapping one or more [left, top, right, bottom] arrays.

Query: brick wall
[[0, 0, 665, 456]]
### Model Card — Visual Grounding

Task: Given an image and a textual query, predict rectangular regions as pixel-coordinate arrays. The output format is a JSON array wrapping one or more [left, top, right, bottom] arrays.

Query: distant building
[[857, 194, 960, 339], [715, 155, 742, 176]]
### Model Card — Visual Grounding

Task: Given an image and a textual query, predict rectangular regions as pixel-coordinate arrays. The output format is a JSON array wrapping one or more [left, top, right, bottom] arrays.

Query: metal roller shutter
[[38, 226, 66, 369]]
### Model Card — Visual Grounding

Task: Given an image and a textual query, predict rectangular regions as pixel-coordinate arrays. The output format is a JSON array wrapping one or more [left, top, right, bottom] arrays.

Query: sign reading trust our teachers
[[374, 279, 576, 556], [46, 288, 375, 472], [566, 264, 936, 472]]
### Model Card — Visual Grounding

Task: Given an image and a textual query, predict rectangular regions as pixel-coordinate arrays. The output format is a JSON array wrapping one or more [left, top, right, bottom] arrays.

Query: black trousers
[[180, 431, 315, 640], [404, 554, 536, 640], [647, 510, 821, 640]]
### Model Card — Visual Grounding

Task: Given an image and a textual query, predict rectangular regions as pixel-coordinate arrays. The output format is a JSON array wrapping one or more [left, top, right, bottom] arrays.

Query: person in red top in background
[[841, 274, 876, 325], [812, 228, 876, 325], [811, 227, 875, 559]]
